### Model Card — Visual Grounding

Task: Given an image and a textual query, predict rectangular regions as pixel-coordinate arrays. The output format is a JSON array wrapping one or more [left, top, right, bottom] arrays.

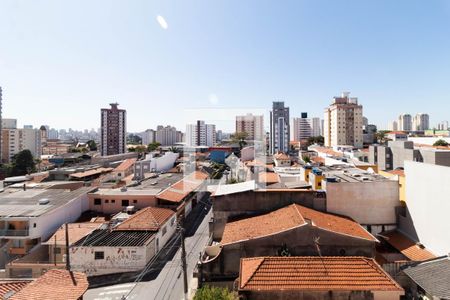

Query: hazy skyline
[[1, 0, 450, 132]]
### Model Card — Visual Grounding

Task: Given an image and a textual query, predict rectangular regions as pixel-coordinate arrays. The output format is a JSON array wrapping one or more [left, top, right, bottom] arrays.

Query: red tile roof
[[157, 171, 208, 203], [220, 204, 375, 245], [0, 281, 30, 299], [69, 167, 113, 179], [11, 270, 88, 300], [114, 158, 137, 172], [114, 207, 175, 231], [239, 256, 404, 292], [43, 223, 100, 246], [380, 230, 436, 261], [274, 153, 290, 160], [388, 169, 405, 177], [312, 147, 344, 157]]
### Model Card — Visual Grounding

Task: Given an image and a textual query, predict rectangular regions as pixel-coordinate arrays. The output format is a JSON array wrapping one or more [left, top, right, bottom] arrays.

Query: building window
[[112, 199, 116, 203], [94, 199, 101, 205], [170, 218, 175, 226], [54, 247, 61, 254], [33, 223, 36, 228], [122, 200, 129, 206], [95, 251, 104, 260], [162, 226, 167, 236], [133, 200, 137, 204], [105, 199, 109, 203]]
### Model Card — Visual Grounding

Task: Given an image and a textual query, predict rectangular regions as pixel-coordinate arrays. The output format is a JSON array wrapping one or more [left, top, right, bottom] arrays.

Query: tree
[[433, 139, 449, 147], [307, 136, 324, 146], [86, 140, 97, 151], [168, 146, 179, 153], [302, 156, 311, 163], [127, 134, 142, 145], [10, 150, 36, 176], [147, 142, 161, 152], [231, 132, 248, 149], [193, 286, 237, 300], [375, 130, 390, 145]]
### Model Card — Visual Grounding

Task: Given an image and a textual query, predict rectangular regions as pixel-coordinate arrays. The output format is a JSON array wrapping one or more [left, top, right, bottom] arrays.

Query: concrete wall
[[70, 245, 150, 276], [325, 181, 399, 226], [203, 225, 375, 281], [403, 161, 450, 255], [211, 190, 326, 240], [88, 193, 158, 214]]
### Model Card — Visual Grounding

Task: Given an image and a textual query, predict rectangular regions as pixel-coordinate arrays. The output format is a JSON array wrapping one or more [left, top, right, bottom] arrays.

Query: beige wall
[[88, 194, 158, 214]]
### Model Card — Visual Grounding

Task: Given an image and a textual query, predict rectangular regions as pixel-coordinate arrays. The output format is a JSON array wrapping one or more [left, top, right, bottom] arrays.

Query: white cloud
[[156, 15, 168, 30], [209, 94, 219, 105]]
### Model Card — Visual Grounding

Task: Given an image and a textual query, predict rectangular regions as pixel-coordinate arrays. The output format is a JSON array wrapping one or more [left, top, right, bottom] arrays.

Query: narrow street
[[84, 201, 212, 300]]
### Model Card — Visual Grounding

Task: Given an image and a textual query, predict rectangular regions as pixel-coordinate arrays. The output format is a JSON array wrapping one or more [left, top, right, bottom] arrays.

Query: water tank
[[38, 198, 50, 205]]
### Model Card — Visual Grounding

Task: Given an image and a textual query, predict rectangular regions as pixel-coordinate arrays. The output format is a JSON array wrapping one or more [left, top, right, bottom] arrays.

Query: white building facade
[[186, 120, 216, 147], [292, 113, 312, 141]]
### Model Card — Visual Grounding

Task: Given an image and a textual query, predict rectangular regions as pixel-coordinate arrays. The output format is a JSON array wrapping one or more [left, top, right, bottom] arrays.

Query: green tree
[[375, 130, 390, 144], [231, 132, 248, 149], [10, 150, 36, 176], [302, 156, 311, 163], [147, 142, 161, 152], [307, 136, 324, 146], [86, 140, 97, 151], [127, 134, 142, 145], [193, 286, 237, 300], [168, 146, 179, 153], [433, 139, 449, 147]]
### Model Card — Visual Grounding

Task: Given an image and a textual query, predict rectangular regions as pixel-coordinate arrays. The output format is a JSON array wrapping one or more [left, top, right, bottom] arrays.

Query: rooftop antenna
[[313, 236, 328, 276]]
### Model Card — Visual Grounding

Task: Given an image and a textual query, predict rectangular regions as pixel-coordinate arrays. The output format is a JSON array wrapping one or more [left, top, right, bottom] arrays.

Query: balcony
[[0, 229, 29, 237]]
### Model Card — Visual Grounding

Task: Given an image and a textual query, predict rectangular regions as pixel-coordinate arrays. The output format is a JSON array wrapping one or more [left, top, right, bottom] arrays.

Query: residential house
[[71, 206, 176, 276], [238, 257, 404, 300]]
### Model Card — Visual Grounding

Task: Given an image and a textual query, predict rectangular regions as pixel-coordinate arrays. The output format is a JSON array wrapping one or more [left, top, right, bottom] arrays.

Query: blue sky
[[1, 0, 450, 132]]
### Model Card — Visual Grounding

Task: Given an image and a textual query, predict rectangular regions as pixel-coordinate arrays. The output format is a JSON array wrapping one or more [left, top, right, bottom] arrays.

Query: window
[[105, 199, 109, 203], [94, 251, 104, 260], [94, 198, 101, 205], [54, 247, 61, 254], [133, 200, 137, 204], [33, 223, 36, 228], [162, 226, 167, 236], [111, 199, 116, 203], [170, 218, 175, 226], [122, 200, 129, 206]]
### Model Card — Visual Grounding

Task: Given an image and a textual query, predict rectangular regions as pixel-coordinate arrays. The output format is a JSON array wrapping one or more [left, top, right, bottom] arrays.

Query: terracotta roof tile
[[157, 171, 207, 203], [0, 281, 30, 299], [221, 204, 375, 245], [239, 256, 404, 292], [114, 158, 137, 172], [69, 167, 113, 179], [388, 169, 405, 177], [11, 270, 88, 300], [274, 153, 290, 160], [381, 230, 436, 261], [43, 223, 100, 246], [114, 207, 175, 231]]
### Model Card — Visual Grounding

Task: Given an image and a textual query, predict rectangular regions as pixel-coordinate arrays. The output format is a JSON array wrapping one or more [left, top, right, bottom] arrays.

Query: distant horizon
[[1, 1, 450, 132]]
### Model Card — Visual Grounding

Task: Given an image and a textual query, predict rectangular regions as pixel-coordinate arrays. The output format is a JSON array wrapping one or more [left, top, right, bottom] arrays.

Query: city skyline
[[1, 1, 450, 131]]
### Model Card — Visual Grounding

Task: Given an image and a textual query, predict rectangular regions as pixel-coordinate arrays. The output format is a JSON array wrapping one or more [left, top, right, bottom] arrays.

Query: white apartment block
[[311, 117, 321, 137], [388, 120, 398, 131], [292, 113, 312, 141], [186, 120, 216, 147], [235, 114, 264, 141], [413, 113, 430, 131], [141, 129, 155, 146], [323, 92, 363, 148], [155, 125, 181, 146], [1, 121, 43, 163]]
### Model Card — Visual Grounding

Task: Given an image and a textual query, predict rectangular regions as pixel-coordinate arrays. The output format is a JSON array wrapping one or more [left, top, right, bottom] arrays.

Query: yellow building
[[379, 169, 406, 203]]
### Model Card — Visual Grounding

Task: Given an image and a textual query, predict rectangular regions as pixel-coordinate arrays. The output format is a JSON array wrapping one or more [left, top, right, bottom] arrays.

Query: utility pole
[[65, 223, 70, 271], [180, 223, 188, 300]]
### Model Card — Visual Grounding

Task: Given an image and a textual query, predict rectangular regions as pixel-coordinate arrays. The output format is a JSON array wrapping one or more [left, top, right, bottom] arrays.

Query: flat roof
[[132, 173, 184, 190], [0, 187, 93, 218]]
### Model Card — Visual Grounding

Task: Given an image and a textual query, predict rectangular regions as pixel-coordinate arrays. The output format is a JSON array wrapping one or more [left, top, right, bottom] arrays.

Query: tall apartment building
[[398, 114, 412, 131], [1, 121, 43, 163], [438, 121, 449, 130], [311, 117, 321, 137], [186, 120, 216, 147], [270, 101, 290, 154], [413, 113, 430, 131], [155, 125, 182, 146], [141, 129, 155, 145], [235, 113, 264, 141], [292, 113, 312, 141], [388, 120, 398, 131], [323, 92, 363, 148], [100, 103, 126, 156]]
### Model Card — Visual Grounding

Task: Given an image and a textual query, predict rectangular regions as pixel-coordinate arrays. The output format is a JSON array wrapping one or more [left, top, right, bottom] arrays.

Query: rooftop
[[239, 256, 404, 292], [403, 256, 450, 299], [258, 172, 279, 184], [10, 269, 89, 300], [156, 171, 208, 203], [114, 207, 174, 231], [42, 223, 101, 246], [73, 229, 155, 247], [69, 167, 113, 179], [0, 280, 31, 299], [220, 204, 375, 245], [314, 165, 388, 183], [0, 187, 93, 218], [114, 158, 137, 172], [380, 230, 435, 261], [213, 180, 255, 197]]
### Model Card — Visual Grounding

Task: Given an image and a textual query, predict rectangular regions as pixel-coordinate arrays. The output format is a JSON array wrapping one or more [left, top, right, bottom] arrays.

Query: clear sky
[[1, 0, 450, 132]]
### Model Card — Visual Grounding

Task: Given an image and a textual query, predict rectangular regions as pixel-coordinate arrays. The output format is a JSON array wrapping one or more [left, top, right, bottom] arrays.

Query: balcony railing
[[0, 229, 29, 237]]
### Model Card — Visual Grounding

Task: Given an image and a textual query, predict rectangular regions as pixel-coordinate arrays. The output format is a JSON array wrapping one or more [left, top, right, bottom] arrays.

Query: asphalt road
[[84, 207, 212, 300]]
